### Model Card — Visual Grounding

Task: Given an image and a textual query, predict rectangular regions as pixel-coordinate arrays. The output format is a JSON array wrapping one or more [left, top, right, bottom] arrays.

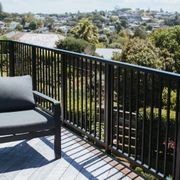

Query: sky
[[1, 0, 180, 14]]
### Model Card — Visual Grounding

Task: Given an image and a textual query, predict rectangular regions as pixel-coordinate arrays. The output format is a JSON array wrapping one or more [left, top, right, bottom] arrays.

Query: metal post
[[32, 46, 36, 90], [175, 82, 180, 179], [9, 41, 15, 76], [175, 113, 180, 180], [61, 53, 66, 123], [105, 64, 113, 153]]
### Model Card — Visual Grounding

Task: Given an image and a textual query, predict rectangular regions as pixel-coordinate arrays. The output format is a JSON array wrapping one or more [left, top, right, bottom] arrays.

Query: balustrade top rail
[[0, 40, 180, 179], [8, 40, 180, 79]]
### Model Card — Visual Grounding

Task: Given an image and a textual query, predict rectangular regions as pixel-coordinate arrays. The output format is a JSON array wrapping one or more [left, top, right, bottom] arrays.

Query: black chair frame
[[0, 91, 61, 159]]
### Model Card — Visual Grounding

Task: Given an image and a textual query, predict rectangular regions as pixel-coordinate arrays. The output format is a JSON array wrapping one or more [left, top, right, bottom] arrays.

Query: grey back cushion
[[0, 75, 35, 112]]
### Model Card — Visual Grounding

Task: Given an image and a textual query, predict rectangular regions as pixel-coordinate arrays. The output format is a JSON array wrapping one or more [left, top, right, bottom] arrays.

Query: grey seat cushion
[[0, 75, 35, 112], [0, 108, 55, 135]]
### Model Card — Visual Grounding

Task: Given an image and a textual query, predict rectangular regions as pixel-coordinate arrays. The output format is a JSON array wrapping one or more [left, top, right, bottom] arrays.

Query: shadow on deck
[[0, 127, 143, 180]]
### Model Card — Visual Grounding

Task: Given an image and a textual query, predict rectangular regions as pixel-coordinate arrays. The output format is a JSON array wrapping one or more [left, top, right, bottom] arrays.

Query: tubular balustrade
[[0, 40, 180, 179]]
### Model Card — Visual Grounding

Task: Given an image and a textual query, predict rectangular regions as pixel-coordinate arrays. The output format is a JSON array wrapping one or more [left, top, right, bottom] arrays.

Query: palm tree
[[71, 18, 99, 44]]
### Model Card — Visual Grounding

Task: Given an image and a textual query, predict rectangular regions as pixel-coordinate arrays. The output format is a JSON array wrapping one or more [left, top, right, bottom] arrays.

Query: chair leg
[[54, 127, 61, 159]]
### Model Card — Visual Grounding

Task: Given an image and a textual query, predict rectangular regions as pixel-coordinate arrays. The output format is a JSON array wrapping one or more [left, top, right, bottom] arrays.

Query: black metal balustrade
[[0, 40, 180, 179]]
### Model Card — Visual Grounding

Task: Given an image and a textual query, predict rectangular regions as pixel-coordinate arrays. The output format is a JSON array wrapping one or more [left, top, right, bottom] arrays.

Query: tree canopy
[[116, 37, 174, 71], [70, 18, 99, 44], [150, 26, 180, 72]]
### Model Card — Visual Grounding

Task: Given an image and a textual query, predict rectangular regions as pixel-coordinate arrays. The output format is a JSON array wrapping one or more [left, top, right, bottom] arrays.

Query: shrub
[[162, 88, 177, 111], [56, 37, 95, 55], [139, 107, 176, 123], [138, 107, 176, 152], [135, 167, 157, 180]]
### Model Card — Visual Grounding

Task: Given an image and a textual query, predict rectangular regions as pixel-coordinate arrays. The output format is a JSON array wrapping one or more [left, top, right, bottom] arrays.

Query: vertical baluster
[[156, 77, 162, 173], [45, 50, 48, 107], [163, 79, 171, 177], [99, 62, 102, 140], [116, 67, 120, 149], [148, 74, 154, 168], [122, 69, 126, 153], [54, 52, 57, 101], [105, 64, 113, 153], [57, 53, 60, 101], [135, 71, 139, 160], [38, 48, 41, 92], [141, 72, 147, 164], [94, 61, 97, 137], [73, 56, 75, 125], [77, 57, 79, 127], [47, 49, 50, 109], [85, 58, 88, 131], [0, 42, 2, 76], [40, 48, 42, 92], [69, 55, 72, 122], [41, 48, 45, 108], [128, 70, 133, 156], [89, 60, 92, 133], [81, 58, 84, 129], [175, 81, 180, 179], [51, 51, 54, 99], [24, 45, 26, 74], [32, 46, 36, 90]]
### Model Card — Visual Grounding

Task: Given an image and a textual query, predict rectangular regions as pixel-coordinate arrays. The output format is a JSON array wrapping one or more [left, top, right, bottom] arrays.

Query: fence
[[0, 40, 180, 179]]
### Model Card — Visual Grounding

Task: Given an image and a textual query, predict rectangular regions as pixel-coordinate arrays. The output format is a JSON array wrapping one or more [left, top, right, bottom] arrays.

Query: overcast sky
[[1, 0, 180, 14]]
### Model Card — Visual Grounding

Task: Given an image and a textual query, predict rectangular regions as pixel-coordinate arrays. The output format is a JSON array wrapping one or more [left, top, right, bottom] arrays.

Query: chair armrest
[[33, 91, 61, 122], [33, 91, 60, 106]]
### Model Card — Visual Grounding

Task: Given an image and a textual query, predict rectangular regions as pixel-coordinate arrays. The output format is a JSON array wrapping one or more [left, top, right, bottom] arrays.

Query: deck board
[[0, 127, 143, 180]]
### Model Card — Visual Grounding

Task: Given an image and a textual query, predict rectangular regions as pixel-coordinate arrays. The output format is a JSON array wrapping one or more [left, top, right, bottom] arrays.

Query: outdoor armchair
[[0, 75, 61, 159]]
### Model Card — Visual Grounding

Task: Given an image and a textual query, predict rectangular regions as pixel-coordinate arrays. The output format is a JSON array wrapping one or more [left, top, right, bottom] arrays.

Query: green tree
[[44, 17, 54, 30], [71, 18, 99, 44], [133, 27, 147, 39], [120, 19, 128, 28], [114, 38, 174, 71], [29, 21, 37, 30], [108, 30, 129, 49], [150, 26, 180, 72], [21, 13, 37, 28], [16, 24, 23, 31]]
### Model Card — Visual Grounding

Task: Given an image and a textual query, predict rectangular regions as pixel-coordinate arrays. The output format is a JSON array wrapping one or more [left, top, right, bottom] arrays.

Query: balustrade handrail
[[8, 40, 180, 79]]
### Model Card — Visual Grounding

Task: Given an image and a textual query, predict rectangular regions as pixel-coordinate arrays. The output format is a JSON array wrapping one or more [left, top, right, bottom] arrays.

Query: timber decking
[[0, 127, 142, 180]]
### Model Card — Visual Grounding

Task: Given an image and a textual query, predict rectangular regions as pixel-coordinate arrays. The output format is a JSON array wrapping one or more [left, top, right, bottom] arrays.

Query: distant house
[[35, 27, 49, 33], [104, 25, 116, 33], [120, 13, 141, 23], [24, 22, 30, 29], [0, 21, 5, 29], [34, 14, 45, 21], [9, 22, 20, 30], [146, 22, 161, 29], [109, 25, 116, 32], [96, 48, 122, 60], [141, 16, 152, 22], [18, 33, 65, 48], [54, 26, 70, 35]]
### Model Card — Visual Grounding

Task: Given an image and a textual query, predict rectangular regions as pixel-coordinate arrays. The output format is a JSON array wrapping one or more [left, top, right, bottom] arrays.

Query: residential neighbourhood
[[0, 8, 179, 58], [0, 8, 179, 34]]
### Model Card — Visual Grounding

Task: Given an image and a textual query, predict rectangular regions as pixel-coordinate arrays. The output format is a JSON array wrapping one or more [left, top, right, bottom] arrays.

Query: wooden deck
[[0, 127, 143, 180]]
